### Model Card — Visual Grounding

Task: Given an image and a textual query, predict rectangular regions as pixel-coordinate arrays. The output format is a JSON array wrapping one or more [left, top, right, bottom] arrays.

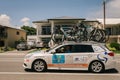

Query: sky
[[0, 0, 120, 28]]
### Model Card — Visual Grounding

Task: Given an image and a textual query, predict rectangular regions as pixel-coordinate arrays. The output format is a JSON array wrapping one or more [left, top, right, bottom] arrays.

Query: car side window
[[92, 46, 105, 52], [55, 45, 72, 53], [71, 45, 94, 53]]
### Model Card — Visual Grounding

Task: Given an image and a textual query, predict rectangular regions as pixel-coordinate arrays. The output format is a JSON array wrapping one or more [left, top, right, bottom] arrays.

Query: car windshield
[[46, 44, 59, 52]]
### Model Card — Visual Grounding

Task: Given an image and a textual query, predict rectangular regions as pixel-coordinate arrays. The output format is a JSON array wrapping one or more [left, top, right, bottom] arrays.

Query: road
[[0, 50, 120, 80]]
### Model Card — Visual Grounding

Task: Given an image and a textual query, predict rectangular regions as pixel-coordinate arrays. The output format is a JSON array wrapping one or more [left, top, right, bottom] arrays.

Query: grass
[[0, 47, 15, 53], [0, 50, 4, 53]]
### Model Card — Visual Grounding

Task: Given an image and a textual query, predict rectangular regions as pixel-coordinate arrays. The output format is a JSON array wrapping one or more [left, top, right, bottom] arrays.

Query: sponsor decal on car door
[[52, 54, 65, 64]]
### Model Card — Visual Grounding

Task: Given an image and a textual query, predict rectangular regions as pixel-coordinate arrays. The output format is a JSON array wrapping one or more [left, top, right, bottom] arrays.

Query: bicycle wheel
[[83, 28, 88, 41], [99, 30, 109, 43], [51, 33, 65, 44], [90, 29, 103, 42]]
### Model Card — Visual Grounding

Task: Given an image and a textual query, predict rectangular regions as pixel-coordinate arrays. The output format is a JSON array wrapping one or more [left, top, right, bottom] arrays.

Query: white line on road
[[0, 59, 23, 62], [0, 58, 23, 62], [0, 53, 26, 56], [0, 72, 119, 76]]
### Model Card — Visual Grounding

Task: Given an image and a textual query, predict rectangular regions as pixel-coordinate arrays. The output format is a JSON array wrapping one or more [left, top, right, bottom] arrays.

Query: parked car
[[27, 41, 36, 49], [16, 42, 31, 50], [23, 41, 115, 73]]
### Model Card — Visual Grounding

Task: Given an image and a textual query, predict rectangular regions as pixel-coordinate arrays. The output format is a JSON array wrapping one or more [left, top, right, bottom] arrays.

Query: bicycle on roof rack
[[51, 23, 109, 44], [89, 27, 109, 43]]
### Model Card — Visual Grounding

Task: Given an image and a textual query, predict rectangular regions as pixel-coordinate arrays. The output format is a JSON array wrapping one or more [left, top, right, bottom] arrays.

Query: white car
[[23, 41, 115, 73]]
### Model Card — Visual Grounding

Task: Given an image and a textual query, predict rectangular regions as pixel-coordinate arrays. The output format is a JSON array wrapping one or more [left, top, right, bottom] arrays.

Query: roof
[[48, 16, 85, 20], [83, 20, 99, 22], [33, 20, 48, 23], [97, 18, 120, 24], [33, 16, 85, 23], [0, 25, 25, 32]]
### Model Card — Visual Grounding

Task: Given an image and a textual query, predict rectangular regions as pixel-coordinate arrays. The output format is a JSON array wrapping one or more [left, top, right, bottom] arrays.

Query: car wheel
[[17, 49, 22, 51], [89, 61, 105, 73], [32, 60, 47, 72]]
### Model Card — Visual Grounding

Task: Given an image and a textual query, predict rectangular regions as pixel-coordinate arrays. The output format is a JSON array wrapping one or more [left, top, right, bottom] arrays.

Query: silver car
[[17, 42, 31, 50], [23, 41, 115, 73]]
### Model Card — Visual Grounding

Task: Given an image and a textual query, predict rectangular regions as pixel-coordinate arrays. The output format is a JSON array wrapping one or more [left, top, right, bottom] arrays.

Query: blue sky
[[0, 0, 119, 27]]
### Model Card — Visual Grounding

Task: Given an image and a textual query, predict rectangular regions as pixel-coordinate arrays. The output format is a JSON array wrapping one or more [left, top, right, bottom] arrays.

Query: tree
[[21, 26, 36, 35]]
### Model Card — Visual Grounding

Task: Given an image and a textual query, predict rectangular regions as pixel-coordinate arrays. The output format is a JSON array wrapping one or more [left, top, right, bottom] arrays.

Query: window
[[0, 41, 4, 47], [0, 27, 7, 38], [71, 45, 94, 53], [92, 46, 105, 52], [56, 45, 72, 53], [105, 28, 111, 35], [56, 44, 94, 53], [16, 31, 20, 35], [55, 25, 73, 32], [41, 26, 51, 35]]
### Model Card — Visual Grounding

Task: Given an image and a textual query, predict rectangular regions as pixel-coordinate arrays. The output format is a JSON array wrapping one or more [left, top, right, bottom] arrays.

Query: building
[[27, 35, 37, 43], [98, 18, 120, 43], [33, 16, 101, 45], [0, 25, 26, 48], [106, 24, 120, 43]]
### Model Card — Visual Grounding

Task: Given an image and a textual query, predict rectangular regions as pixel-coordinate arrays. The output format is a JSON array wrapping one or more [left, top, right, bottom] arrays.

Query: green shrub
[[106, 43, 116, 51], [0, 47, 15, 52], [7, 47, 15, 51], [0, 47, 4, 53], [110, 42, 120, 50]]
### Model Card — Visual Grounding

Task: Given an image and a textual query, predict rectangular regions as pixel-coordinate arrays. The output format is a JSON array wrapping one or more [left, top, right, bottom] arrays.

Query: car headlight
[[25, 54, 33, 58]]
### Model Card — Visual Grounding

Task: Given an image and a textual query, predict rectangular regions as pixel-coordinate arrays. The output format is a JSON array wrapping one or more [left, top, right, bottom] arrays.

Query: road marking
[[0, 72, 119, 76], [0, 58, 23, 62], [0, 60, 23, 62], [0, 53, 26, 56]]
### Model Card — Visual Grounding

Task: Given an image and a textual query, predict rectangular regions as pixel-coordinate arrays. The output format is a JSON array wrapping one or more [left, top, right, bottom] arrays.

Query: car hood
[[30, 50, 47, 54], [25, 50, 49, 59]]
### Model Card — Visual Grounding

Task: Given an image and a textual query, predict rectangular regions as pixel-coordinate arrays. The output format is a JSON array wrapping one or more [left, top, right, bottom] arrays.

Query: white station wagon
[[23, 41, 115, 73]]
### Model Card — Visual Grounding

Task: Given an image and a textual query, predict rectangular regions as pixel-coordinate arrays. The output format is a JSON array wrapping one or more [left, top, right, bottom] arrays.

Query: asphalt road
[[0, 50, 120, 80]]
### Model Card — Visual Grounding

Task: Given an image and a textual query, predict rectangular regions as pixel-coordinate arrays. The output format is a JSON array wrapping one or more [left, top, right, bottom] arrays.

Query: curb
[[115, 61, 120, 73]]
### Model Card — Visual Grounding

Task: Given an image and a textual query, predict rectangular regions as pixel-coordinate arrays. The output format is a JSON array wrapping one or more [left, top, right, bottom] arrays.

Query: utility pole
[[103, 0, 106, 29]]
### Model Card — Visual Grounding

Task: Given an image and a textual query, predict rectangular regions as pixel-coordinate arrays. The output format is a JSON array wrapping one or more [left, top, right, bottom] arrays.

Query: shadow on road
[[25, 68, 119, 74]]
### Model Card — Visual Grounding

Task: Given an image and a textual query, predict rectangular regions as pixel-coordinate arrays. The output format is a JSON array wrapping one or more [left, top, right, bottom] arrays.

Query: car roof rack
[[61, 41, 105, 45]]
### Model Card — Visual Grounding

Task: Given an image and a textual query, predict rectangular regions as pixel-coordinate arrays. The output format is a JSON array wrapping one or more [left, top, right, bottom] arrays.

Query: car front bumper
[[23, 58, 33, 69]]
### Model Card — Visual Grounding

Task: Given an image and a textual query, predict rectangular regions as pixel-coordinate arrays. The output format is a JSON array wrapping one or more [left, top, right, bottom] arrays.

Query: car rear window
[[71, 45, 94, 53], [92, 45, 105, 52]]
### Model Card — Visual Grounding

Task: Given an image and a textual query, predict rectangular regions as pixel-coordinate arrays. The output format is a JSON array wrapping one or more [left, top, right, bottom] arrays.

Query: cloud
[[89, 0, 120, 18], [106, 0, 120, 18], [21, 17, 30, 26], [0, 14, 12, 26]]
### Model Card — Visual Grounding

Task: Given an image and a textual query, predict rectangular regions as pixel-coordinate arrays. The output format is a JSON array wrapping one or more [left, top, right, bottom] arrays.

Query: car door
[[68, 45, 94, 69], [51, 45, 73, 69]]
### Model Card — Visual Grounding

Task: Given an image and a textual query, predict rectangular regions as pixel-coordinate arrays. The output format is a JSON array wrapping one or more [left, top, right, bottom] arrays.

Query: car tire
[[17, 49, 22, 51], [89, 61, 105, 73], [32, 60, 47, 72]]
